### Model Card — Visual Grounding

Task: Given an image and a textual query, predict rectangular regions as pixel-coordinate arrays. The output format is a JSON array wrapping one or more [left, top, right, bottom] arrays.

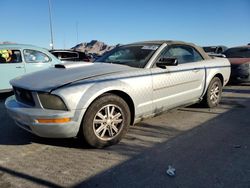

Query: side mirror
[[156, 57, 178, 68]]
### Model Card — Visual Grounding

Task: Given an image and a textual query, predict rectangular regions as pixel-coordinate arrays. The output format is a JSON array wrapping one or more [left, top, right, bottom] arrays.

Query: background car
[[203, 45, 228, 54], [223, 45, 250, 83], [50, 49, 91, 62], [202, 45, 228, 58], [5, 40, 230, 148], [0, 44, 62, 92]]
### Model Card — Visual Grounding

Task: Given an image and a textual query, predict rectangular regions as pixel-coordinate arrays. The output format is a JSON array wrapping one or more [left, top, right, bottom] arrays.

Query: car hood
[[10, 62, 134, 92]]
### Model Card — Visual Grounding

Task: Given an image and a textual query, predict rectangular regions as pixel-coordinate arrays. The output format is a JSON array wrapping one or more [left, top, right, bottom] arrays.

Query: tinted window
[[51, 51, 90, 61], [0, 49, 22, 64], [203, 47, 217, 53], [61, 52, 78, 59], [24, 49, 50, 63], [161, 45, 203, 64], [203, 46, 226, 54], [95, 45, 159, 68], [52, 52, 78, 59], [223, 47, 250, 58]]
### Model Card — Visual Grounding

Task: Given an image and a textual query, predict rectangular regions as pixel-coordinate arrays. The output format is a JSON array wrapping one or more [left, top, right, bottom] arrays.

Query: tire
[[81, 94, 130, 148], [202, 77, 222, 108]]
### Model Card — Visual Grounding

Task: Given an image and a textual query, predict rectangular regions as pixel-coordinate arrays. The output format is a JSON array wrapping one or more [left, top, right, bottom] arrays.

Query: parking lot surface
[[0, 85, 250, 188]]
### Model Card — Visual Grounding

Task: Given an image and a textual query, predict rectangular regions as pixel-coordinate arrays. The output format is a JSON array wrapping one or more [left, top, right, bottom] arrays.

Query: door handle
[[192, 68, 200, 72], [16, 66, 23, 68]]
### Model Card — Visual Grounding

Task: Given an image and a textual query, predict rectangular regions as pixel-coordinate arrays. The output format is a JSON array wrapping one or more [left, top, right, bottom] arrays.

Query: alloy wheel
[[210, 81, 220, 105], [93, 104, 123, 141]]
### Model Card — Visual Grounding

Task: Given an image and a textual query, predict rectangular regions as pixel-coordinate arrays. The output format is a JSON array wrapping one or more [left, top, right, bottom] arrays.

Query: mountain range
[[1, 40, 116, 55], [72, 40, 117, 55]]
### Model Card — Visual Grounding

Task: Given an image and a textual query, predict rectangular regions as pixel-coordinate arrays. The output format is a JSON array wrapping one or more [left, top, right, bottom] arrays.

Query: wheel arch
[[201, 72, 224, 100], [78, 89, 135, 136], [77, 89, 135, 139], [201, 73, 223, 108], [214, 73, 224, 85], [206, 72, 224, 91], [102, 90, 135, 126]]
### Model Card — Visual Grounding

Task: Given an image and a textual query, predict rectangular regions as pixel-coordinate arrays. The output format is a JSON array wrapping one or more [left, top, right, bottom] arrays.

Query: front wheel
[[81, 94, 130, 148], [202, 77, 222, 108]]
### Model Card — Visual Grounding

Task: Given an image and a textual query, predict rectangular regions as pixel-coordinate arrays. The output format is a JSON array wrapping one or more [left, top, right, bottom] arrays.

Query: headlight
[[38, 93, 68, 111]]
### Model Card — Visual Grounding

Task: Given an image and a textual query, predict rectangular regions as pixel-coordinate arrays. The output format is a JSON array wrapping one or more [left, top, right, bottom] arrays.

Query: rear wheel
[[81, 94, 130, 148], [202, 77, 222, 108]]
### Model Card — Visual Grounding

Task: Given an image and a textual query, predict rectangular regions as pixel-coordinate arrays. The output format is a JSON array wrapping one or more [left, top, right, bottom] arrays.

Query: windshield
[[95, 44, 159, 68]]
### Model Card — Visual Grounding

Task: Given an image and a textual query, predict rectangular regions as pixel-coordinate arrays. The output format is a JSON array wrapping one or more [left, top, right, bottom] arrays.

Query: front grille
[[13, 87, 35, 106]]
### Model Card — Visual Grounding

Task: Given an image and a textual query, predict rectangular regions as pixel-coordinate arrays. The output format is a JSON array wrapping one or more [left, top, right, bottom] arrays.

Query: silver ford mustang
[[5, 41, 231, 148]]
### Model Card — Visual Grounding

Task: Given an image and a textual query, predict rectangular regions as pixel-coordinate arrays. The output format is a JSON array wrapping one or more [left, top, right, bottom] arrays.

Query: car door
[[151, 45, 206, 111], [23, 49, 53, 73], [0, 49, 25, 91]]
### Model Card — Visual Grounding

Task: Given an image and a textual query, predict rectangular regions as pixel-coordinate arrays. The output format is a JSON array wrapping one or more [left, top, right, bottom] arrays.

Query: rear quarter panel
[[203, 57, 231, 91]]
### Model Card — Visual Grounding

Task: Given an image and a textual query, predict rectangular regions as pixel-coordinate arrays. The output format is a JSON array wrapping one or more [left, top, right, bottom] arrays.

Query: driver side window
[[24, 49, 50, 63], [159, 45, 203, 64]]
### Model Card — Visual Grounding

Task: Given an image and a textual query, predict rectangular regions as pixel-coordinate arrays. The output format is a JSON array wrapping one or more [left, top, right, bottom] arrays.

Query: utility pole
[[48, 0, 54, 49], [76, 21, 79, 44]]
